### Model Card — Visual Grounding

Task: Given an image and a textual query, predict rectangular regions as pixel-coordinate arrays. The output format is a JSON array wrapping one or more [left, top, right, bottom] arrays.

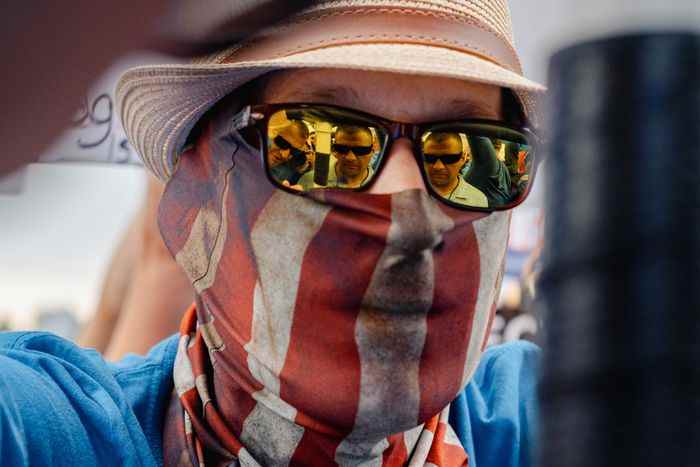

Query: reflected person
[[268, 119, 311, 185], [424, 132, 488, 207], [464, 135, 512, 206], [300, 124, 375, 188], [503, 141, 522, 197], [333, 125, 375, 187]]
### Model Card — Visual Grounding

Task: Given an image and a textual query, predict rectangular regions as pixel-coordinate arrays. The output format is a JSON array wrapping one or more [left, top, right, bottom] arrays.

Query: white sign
[[41, 92, 141, 166], [39, 53, 177, 167]]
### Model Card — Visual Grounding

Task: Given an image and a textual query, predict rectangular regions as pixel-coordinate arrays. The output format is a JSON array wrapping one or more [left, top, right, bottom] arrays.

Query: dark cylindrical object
[[313, 152, 330, 186], [539, 33, 700, 467]]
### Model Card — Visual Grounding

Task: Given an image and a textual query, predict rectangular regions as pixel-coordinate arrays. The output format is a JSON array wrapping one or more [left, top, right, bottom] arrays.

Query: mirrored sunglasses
[[332, 143, 373, 157], [423, 153, 463, 165], [237, 103, 541, 212]]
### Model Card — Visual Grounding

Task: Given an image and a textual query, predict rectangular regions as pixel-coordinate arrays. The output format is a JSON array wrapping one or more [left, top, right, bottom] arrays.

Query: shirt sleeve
[[0, 356, 30, 466], [449, 341, 541, 467], [466, 135, 501, 177], [0, 332, 161, 467]]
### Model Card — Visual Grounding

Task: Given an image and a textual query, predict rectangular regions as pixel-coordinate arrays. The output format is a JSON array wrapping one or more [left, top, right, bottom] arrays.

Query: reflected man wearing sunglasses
[[268, 119, 311, 185], [331, 125, 375, 188], [464, 135, 512, 206], [298, 124, 376, 189], [423, 132, 488, 207]]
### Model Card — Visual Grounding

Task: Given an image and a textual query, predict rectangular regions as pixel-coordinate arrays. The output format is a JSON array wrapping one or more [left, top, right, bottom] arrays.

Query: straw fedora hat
[[117, 0, 546, 181]]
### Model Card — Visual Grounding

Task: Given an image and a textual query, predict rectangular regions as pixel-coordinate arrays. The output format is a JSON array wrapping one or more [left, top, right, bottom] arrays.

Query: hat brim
[[117, 42, 546, 181]]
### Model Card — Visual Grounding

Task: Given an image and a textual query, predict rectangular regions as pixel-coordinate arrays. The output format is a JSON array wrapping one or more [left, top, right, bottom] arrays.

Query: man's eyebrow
[[446, 99, 500, 118], [291, 86, 362, 105]]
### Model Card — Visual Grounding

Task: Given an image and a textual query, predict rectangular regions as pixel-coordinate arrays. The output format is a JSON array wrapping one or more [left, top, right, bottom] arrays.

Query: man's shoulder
[[476, 340, 540, 378], [0, 331, 179, 466], [0, 330, 178, 382], [299, 158, 339, 189], [451, 178, 488, 206], [450, 341, 540, 467]]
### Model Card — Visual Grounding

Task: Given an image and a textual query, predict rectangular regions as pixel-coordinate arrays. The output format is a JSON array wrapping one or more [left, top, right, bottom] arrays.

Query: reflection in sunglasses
[[272, 135, 307, 161], [332, 144, 373, 156], [423, 153, 463, 165], [273, 135, 294, 150], [261, 105, 537, 211]]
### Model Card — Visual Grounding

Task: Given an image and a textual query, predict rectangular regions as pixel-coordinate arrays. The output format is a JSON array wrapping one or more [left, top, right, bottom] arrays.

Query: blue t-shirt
[[0, 332, 539, 466]]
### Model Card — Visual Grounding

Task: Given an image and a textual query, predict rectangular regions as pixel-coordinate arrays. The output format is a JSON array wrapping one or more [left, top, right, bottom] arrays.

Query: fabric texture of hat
[[117, 0, 546, 182]]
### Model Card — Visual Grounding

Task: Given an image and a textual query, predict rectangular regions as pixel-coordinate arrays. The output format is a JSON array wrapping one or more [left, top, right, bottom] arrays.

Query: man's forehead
[[261, 69, 502, 122], [280, 121, 307, 137], [425, 135, 462, 151], [336, 127, 372, 140]]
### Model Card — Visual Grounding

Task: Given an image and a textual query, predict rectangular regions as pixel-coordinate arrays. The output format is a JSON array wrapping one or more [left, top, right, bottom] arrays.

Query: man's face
[[160, 68, 513, 443], [333, 127, 373, 180], [423, 134, 466, 189], [268, 122, 307, 167]]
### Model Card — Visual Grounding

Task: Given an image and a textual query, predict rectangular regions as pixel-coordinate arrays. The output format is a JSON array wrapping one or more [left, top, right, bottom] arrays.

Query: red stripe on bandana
[[426, 422, 469, 466], [202, 172, 274, 440], [382, 433, 410, 465], [285, 199, 392, 462], [177, 306, 244, 462], [175, 305, 471, 466], [158, 126, 218, 257]]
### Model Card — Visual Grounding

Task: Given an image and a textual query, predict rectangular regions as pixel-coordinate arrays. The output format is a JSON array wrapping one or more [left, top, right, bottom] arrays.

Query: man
[[268, 119, 313, 186], [464, 136, 513, 207], [0, 1, 545, 466], [330, 125, 375, 187], [333, 125, 374, 188], [423, 132, 488, 207], [299, 124, 375, 189]]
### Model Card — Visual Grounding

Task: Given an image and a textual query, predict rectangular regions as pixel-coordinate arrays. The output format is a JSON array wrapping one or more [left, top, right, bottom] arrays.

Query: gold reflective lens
[[266, 108, 386, 192], [264, 108, 535, 210], [421, 127, 533, 209]]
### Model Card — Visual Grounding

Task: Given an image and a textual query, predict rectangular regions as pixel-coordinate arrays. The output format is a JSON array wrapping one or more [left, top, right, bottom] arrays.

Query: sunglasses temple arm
[[230, 105, 255, 131]]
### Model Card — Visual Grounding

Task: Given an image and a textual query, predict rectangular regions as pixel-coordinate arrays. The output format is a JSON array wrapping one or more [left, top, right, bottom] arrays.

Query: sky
[[0, 165, 145, 326], [1, 1, 699, 327]]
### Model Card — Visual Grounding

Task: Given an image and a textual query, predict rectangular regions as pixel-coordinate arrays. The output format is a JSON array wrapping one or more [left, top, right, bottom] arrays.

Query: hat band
[[222, 8, 522, 74]]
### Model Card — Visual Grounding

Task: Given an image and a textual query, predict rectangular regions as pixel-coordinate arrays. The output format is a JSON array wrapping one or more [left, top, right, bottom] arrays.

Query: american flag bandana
[[159, 103, 510, 466]]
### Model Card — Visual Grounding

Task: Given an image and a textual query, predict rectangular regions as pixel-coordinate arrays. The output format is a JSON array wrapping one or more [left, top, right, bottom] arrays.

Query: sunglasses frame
[[423, 152, 464, 166], [331, 143, 374, 157], [241, 103, 542, 213], [272, 134, 294, 151], [272, 134, 307, 160]]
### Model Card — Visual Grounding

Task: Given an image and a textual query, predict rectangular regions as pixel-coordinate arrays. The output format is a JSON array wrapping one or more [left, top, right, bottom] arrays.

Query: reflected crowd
[[266, 108, 534, 209]]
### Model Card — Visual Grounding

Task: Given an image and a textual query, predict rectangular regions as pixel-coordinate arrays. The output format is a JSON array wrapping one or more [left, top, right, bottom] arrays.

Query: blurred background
[[1, 0, 698, 343]]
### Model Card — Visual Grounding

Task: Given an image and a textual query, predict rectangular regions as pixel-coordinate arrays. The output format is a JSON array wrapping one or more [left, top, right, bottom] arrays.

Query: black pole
[[539, 33, 700, 467]]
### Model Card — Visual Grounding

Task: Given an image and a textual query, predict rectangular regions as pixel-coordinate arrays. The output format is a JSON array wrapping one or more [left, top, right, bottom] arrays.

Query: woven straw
[[117, 0, 545, 181]]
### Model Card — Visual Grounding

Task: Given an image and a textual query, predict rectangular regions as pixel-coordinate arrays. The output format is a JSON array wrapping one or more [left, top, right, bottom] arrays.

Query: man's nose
[[368, 138, 426, 194], [346, 151, 358, 161], [433, 159, 446, 170]]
